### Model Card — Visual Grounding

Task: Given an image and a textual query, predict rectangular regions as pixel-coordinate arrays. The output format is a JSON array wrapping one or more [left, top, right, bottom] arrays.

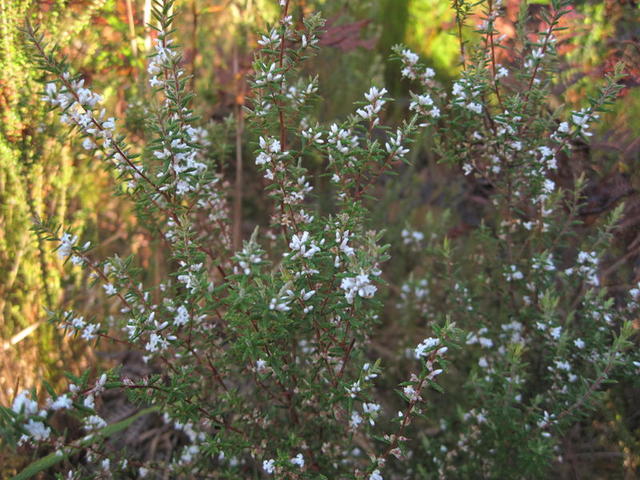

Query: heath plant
[[2, 0, 639, 479]]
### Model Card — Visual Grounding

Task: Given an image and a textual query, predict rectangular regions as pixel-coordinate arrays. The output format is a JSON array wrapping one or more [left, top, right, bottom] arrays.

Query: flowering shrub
[[2, 0, 639, 478]]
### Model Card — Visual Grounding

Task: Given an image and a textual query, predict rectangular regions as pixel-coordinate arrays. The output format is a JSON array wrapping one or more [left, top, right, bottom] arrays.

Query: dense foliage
[[1, 0, 640, 478]]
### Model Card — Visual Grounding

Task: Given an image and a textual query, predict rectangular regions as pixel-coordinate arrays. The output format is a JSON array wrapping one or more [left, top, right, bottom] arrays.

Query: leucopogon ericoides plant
[[2, 0, 639, 479]]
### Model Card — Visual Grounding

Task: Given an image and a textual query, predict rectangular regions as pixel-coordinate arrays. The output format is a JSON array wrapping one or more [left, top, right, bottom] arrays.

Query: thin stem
[[232, 42, 245, 251]]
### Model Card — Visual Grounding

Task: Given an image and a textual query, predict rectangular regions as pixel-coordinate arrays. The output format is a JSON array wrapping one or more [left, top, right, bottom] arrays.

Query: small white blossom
[[362, 402, 381, 425], [350, 410, 363, 429], [12, 390, 39, 415], [256, 359, 268, 372], [414, 337, 440, 358], [341, 273, 377, 304], [50, 395, 73, 411], [174, 305, 189, 326], [346, 380, 362, 398], [403, 385, 420, 401], [496, 66, 509, 79], [466, 102, 483, 114], [385, 129, 410, 159], [84, 414, 107, 431], [263, 459, 276, 474], [370, 469, 384, 480], [58, 232, 78, 259], [290, 453, 305, 468], [24, 419, 51, 441], [550, 326, 562, 340], [505, 265, 524, 281]]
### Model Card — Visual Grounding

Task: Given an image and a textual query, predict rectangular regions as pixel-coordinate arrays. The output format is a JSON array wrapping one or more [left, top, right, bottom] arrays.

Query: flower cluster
[[340, 271, 379, 304], [356, 86, 388, 126]]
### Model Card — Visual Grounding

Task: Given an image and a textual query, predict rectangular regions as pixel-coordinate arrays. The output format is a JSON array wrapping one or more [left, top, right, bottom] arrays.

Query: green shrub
[[2, 0, 638, 478]]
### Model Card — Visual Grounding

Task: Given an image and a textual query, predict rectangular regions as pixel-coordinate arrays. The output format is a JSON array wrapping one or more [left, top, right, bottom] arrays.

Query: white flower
[[505, 265, 523, 281], [385, 129, 410, 159], [84, 414, 107, 431], [452, 81, 465, 99], [403, 385, 420, 401], [362, 402, 381, 425], [58, 232, 78, 259], [258, 29, 280, 48], [336, 230, 355, 257], [12, 390, 38, 415], [145, 332, 170, 352], [363, 362, 378, 381], [423, 67, 435, 79], [174, 305, 189, 326], [24, 419, 51, 441], [263, 459, 276, 474], [414, 337, 440, 358], [256, 63, 283, 84], [401, 49, 419, 66], [346, 380, 362, 398], [256, 359, 268, 372], [80, 323, 99, 341], [82, 138, 96, 150], [96, 373, 107, 391], [364, 86, 387, 103], [496, 66, 509, 79], [290, 453, 305, 468], [102, 117, 116, 131], [71, 317, 87, 330], [571, 109, 595, 136], [269, 296, 291, 312], [70, 255, 84, 266], [341, 273, 377, 304], [256, 136, 282, 166], [301, 289, 316, 301], [103, 283, 117, 296], [543, 179, 555, 194], [554, 360, 571, 371], [409, 93, 436, 116], [466, 102, 483, 114], [370, 469, 384, 480], [573, 338, 585, 349], [531, 48, 544, 60], [50, 395, 73, 410], [399, 48, 421, 79], [83, 395, 95, 409], [350, 410, 363, 429], [288, 231, 320, 258]]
